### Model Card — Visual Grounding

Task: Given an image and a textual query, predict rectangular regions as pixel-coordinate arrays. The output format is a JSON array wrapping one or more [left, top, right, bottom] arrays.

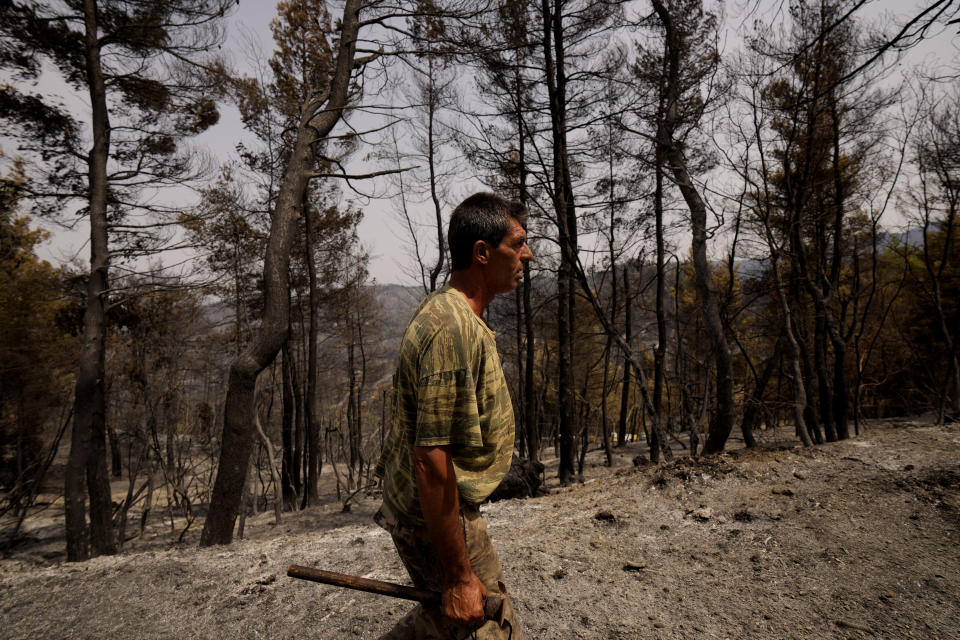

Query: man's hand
[[413, 445, 486, 628], [443, 572, 488, 627]]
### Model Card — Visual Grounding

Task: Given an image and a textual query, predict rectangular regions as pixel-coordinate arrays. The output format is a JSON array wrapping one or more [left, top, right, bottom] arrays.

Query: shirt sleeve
[[414, 326, 483, 448]]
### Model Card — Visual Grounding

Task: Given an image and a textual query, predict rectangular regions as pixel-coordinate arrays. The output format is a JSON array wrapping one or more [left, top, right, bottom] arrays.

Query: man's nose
[[521, 243, 533, 262]]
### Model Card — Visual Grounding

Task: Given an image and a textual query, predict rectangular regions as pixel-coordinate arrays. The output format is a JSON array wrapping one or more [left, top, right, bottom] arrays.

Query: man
[[374, 192, 533, 639]]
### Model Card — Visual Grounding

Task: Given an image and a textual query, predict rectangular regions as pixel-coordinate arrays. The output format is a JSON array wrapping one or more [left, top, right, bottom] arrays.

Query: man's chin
[[496, 281, 520, 295]]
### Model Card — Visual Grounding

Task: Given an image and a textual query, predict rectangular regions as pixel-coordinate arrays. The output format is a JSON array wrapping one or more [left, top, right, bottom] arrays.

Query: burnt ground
[[1, 417, 958, 639]]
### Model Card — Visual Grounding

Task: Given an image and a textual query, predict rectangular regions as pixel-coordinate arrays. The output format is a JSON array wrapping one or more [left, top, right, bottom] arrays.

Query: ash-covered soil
[[2, 419, 959, 639]]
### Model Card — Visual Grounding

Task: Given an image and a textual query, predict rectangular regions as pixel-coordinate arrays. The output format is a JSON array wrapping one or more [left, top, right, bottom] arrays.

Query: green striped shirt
[[375, 285, 515, 524]]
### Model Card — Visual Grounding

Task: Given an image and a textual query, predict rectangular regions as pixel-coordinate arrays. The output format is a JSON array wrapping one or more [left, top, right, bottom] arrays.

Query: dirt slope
[[2, 420, 958, 639]]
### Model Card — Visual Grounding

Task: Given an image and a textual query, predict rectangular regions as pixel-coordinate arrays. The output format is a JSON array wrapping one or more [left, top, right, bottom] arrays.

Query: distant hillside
[[369, 282, 423, 344]]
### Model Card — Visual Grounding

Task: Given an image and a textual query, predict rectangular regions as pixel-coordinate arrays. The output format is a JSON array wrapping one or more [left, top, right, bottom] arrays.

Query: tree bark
[[600, 333, 614, 466], [541, 0, 576, 485], [291, 331, 307, 505], [919, 150, 960, 421], [652, 147, 667, 461], [617, 263, 632, 446], [748, 49, 814, 448], [828, 97, 850, 439], [601, 124, 616, 467], [356, 317, 367, 482], [740, 332, 784, 441], [514, 287, 525, 458], [200, 0, 363, 546], [255, 414, 282, 525], [769, 255, 813, 447], [65, 0, 117, 561], [281, 337, 298, 509], [515, 46, 538, 465], [651, 0, 735, 456], [206, 131, 310, 541], [522, 263, 538, 463], [727, 211, 758, 449], [304, 199, 321, 505], [814, 315, 837, 441], [107, 423, 121, 479], [563, 242, 671, 460], [427, 54, 445, 292], [347, 340, 358, 489]]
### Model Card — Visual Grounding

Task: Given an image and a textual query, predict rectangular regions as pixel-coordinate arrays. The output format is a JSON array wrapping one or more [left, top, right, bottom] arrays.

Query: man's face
[[485, 217, 534, 295]]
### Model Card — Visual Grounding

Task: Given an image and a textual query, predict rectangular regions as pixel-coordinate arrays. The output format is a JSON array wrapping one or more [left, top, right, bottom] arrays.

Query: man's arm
[[413, 444, 487, 627]]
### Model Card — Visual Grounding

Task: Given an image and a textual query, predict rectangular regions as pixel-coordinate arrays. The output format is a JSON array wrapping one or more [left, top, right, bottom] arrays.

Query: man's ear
[[473, 240, 490, 265]]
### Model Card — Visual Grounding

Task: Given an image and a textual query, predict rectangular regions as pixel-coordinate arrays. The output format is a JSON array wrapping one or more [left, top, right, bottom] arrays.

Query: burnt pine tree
[[758, 0, 892, 441], [912, 91, 960, 420], [537, 0, 622, 483], [630, 9, 676, 459], [224, 0, 366, 509], [200, 0, 371, 546], [458, 0, 540, 461], [0, 0, 234, 561], [409, 0, 456, 292], [272, 0, 337, 508], [648, 0, 735, 455], [524, 0, 677, 465]]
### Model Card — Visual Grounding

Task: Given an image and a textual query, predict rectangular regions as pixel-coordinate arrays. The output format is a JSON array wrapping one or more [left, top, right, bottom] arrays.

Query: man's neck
[[448, 270, 491, 319]]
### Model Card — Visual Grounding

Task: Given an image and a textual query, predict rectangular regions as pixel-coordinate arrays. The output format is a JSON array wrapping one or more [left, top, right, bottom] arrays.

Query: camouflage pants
[[374, 503, 524, 640]]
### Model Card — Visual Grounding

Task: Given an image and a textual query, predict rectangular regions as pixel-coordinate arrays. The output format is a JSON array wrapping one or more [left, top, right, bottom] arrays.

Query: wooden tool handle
[[287, 564, 505, 622]]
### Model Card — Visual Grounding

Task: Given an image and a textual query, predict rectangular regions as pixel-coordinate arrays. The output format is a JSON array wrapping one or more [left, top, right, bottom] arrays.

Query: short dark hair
[[448, 192, 527, 271]]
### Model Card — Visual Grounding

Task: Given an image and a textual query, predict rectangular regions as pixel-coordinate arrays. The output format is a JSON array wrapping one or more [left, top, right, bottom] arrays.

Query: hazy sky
[[27, 0, 960, 286]]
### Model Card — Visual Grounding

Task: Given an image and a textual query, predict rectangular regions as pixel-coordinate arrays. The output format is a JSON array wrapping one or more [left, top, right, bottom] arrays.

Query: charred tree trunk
[[290, 333, 308, 506], [164, 391, 176, 478], [832, 343, 849, 434], [652, 148, 667, 461], [617, 263, 632, 447], [727, 211, 757, 449], [281, 338, 298, 509], [795, 311, 823, 444], [514, 287, 526, 458], [65, 0, 117, 561], [599, 135, 617, 466], [522, 263, 538, 462], [790, 273, 823, 444], [427, 54, 445, 292], [541, 0, 576, 485], [767, 246, 813, 447], [515, 54, 539, 466], [200, 0, 362, 546], [651, 0, 735, 456], [740, 332, 784, 440], [828, 95, 850, 439], [556, 263, 575, 485], [213, 132, 308, 534], [919, 149, 960, 421], [567, 248, 671, 461], [347, 340, 358, 488], [355, 317, 367, 482], [784, 318, 813, 447], [255, 413, 282, 525], [304, 200, 321, 505], [814, 315, 837, 441], [107, 423, 121, 479], [601, 333, 614, 466]]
